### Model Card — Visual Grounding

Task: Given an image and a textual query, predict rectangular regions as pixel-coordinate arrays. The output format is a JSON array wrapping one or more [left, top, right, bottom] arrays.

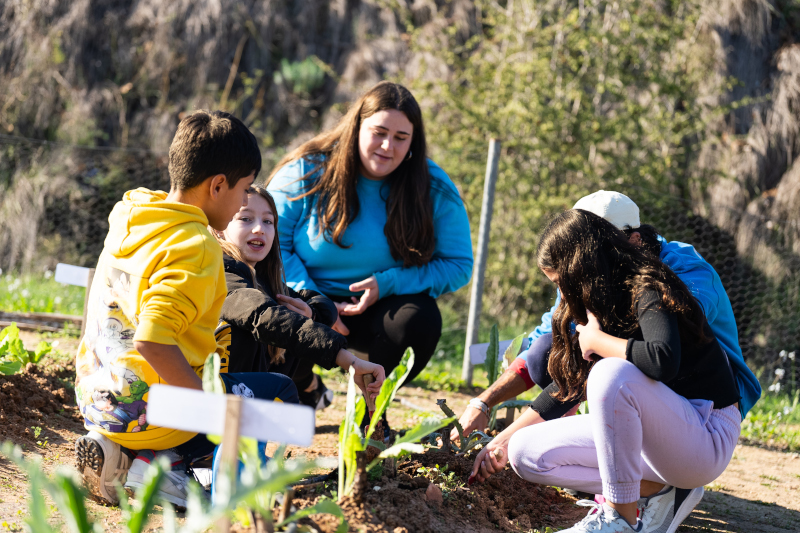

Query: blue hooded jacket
[[527, 236, 761, 419]]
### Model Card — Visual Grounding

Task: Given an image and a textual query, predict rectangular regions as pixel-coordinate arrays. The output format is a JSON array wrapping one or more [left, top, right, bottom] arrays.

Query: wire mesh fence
[[1, 136, 798, 391]]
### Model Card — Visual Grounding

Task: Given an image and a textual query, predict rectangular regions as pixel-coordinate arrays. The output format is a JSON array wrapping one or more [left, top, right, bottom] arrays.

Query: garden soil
[[0, 331, 799, 532]]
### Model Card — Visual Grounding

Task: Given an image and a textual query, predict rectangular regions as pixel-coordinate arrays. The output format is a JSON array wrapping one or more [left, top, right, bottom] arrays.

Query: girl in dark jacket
[[212, 186, 384, 407]]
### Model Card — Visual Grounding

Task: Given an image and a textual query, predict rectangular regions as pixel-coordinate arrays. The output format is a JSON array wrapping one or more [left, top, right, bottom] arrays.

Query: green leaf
[[278, 497, 348, 533], [502, 332, 527, 371], [47, 469, 95, 533], [33, 341, 53, 364], [202, 352, 224, 395], [124, 457, 168, 533], [485, 324, 500, 384], [436, 399, 464, 445], [494, 399, 534, 411], [367, 347, 415, 440], [366, 443, 425, 471], [0, 360, 21, 375], [395, 416, 455, 447]]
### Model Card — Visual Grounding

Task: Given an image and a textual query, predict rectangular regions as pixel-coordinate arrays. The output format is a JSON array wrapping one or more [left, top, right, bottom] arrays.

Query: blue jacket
[[527, 236, 761, 419], [267, 157, 473, 299]]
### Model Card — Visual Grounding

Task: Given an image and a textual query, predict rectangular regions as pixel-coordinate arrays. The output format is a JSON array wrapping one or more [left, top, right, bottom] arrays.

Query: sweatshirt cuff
[[134, 318, 179, 346], [374, 270, 396, 298], [509, 356, 535, 389]]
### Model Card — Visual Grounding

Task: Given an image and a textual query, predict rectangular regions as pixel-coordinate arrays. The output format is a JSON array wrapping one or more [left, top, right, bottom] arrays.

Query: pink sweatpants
[[508, 358, 741, 504]]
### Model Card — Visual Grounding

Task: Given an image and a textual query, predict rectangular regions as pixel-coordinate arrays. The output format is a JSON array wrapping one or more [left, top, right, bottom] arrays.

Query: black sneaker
[[298, 374, 334, 411]]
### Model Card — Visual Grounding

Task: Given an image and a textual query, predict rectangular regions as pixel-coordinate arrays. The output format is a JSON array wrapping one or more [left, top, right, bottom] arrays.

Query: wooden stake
[[278, 488, 295, 523], [215, 395, 243, 533]]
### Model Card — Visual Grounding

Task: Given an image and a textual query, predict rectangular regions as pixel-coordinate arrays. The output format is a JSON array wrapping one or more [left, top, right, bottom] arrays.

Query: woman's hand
[[276, 294, 313, 319], [336, 348, 385, 401], [575, 310, 603, 361], [471, 435, 509, 484], [332, 302, 351, 335], [339, 276, 380, 316]]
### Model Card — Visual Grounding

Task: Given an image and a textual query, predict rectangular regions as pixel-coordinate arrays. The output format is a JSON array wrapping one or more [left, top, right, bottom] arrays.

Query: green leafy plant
[[338, 348, 454, 498], [416, 464, 464, 494], [484, 324, 500, 385], [0, 323, 53, 374], [273, 56, 327, 97], [436, 399, 492, 455]]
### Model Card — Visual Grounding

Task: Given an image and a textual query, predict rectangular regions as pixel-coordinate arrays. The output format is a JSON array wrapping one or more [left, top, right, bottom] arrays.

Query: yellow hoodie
[[75, 188, 227, 449]]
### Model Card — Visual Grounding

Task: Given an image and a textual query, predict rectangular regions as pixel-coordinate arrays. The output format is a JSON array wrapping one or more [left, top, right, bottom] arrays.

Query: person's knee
[[525, 333, 552, 387], [586, 358, 640, 403], [384, 296, 442, 345], [272, 373, 300, 404]]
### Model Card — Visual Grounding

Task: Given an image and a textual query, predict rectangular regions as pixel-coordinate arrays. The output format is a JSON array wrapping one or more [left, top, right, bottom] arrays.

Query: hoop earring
[[406, 150, 413, 161]]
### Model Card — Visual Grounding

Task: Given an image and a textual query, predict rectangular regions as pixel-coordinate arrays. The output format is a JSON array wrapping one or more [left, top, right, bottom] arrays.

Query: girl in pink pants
[[471, 209, 743, 533]]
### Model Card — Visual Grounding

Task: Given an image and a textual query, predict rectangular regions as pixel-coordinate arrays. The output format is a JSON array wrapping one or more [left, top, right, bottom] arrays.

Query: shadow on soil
[[682, 489, 800, 533]]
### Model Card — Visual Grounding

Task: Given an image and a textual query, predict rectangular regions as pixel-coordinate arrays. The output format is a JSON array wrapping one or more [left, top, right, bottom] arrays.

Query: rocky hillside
[[1, 0, 798, 370]]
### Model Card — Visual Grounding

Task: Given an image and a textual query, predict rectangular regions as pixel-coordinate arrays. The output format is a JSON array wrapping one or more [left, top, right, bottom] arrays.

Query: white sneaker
[[639, 486, 704, 533], [562, 500, 643, 533], [123, 449, 191, 509], [75, 431, 132, 506]]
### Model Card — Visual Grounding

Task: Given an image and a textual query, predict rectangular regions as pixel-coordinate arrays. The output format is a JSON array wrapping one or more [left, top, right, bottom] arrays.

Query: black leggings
[[295, 293, 442, 386]]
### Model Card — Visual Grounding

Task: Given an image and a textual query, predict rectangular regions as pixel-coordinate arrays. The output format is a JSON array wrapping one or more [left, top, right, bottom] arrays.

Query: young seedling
[[338, 348, 454, 501], [0, 323, 53, 374], [436, 399, 493, 456]]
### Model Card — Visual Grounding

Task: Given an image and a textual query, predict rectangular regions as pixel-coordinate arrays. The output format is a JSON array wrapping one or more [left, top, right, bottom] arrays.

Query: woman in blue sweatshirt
[[266, 81, 473, 402]]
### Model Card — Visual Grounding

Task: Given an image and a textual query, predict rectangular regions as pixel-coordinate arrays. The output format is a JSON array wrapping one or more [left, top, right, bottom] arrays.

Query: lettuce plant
[[0, 323, 52, 374]]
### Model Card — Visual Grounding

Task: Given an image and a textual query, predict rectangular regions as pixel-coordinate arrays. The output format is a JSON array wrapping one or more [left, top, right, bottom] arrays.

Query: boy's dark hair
[[168, 110, 262, 191], [623, 223, 662, 257]]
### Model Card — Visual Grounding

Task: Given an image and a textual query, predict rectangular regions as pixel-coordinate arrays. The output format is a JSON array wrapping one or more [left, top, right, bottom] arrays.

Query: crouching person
[[74, 110, 295, 507]]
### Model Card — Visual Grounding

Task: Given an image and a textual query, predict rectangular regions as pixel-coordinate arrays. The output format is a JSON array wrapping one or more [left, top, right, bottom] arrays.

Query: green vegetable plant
[[0, 323, 53, 374], [436, 399, 492, 455], [338, 348, 455, 499]]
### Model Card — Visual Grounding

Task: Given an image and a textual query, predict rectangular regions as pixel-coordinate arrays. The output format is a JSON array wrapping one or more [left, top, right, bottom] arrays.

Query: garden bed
[[289, 448, 584, 533]]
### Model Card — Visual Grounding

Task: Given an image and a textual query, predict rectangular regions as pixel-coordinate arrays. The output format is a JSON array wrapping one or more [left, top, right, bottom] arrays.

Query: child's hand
[[575, 310, 602, 361], [276, 294, 312, 318], [336, 349, 385, 401]]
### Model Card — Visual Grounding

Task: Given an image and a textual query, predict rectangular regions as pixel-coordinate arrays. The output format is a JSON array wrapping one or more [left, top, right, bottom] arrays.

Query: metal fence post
[[462, 139, 501, 386]]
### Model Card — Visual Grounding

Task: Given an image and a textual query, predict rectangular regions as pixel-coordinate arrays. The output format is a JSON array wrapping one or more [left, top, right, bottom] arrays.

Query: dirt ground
[[1, 331, 799, 532]]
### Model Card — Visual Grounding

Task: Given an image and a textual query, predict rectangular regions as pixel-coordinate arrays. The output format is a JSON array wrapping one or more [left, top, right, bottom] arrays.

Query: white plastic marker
[[55, 263, 95, 338], [468, 339, 513, 366], [146, 384, 315, 532], [146, 384, 315, 446], [54, 263, 92, 287]]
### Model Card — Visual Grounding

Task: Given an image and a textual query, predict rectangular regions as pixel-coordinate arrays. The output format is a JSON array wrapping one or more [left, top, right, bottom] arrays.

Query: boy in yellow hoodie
[[74, 110, 300, 507]]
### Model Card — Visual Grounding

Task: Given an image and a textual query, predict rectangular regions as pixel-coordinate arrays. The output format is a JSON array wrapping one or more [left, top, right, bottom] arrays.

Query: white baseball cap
[[572, 190, 640, 229]]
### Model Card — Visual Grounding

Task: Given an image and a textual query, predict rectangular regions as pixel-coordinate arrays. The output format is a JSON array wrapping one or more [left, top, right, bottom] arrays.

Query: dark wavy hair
[[537, 209, 708, 402], [266, 81, 436, 267]]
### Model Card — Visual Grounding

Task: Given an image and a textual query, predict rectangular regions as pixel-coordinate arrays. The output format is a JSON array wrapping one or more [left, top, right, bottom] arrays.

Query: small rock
[[466, 504, 472, 510], [425, 483, 443, 504], [393, 528, 408, 533], [373, 486, 381, 491]]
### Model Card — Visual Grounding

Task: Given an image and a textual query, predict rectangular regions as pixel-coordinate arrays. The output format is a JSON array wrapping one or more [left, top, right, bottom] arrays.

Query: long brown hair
[[214, 186, 288, 364], [266, 81, 435, 267], [537, 209, 709, 402]]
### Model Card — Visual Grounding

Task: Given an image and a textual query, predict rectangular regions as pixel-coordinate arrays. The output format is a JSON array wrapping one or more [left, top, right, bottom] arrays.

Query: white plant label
[[55, 263, 92, 287]]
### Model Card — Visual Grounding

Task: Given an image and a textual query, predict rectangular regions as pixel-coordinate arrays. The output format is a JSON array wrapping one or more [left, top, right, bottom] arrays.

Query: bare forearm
[[134, 341, 203, 390], [477, 369, 529, 408]]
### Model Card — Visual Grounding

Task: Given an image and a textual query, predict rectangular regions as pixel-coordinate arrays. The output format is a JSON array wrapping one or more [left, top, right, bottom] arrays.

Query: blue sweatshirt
[[267, 157, 473, 299], [527, 236, 761, 419]]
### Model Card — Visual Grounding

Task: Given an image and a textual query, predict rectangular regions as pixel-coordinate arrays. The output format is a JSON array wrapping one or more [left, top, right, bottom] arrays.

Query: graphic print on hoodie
[[75, 188, 227, 450]]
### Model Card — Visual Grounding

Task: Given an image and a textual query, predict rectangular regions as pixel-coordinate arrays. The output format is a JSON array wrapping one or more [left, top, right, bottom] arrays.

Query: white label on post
[[55, 263, 92, 287], [146, 384, 315, 447], [469, 339, 513, 365]]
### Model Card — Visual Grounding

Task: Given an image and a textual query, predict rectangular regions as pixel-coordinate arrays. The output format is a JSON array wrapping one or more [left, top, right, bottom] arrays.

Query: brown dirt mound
[[290, 448, 584, 533], [0, 363, 84, 446]]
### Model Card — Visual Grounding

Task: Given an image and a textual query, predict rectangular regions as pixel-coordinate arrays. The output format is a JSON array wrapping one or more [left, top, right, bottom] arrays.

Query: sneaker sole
[[667, 487, 704, 533], [124, 480, 187, 510], [76, 436, 116, 506]]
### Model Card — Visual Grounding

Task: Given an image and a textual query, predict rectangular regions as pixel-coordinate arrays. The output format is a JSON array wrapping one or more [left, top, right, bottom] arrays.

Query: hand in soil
[[471, 441, 508, 483], [450, 406, 489, 444]]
